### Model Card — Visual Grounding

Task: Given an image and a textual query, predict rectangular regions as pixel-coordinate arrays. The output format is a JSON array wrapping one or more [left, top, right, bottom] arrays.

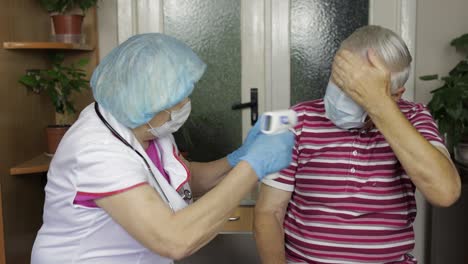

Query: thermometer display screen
[[263, 115, 272, 131]]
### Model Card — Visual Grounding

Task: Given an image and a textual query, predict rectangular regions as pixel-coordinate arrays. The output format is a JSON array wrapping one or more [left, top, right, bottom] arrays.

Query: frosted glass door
[[164, 0, 244, 162], [290, 0, 369, 105]]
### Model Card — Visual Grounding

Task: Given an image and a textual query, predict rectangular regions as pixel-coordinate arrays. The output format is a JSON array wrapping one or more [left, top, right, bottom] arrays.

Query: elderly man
[[254, 25, 461, 264]]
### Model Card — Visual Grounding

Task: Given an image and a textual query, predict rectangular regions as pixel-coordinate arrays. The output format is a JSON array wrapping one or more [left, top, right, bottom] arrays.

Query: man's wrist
[[366, 96, 398, 121]]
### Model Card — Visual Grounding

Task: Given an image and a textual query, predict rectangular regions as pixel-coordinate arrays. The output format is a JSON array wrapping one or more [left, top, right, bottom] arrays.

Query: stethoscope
[[94, 102, 192, 211]]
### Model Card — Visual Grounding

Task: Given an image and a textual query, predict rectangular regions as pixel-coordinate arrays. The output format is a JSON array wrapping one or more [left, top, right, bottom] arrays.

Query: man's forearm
[[254, 213, 287, 264], [369, 98, 461, 206]]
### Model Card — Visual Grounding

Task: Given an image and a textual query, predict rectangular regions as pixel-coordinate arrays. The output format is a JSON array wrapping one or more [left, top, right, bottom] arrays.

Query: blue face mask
[[323, 82, 367, 129]]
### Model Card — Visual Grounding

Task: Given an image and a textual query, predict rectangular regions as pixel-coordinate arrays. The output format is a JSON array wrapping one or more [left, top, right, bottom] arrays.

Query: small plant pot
[[454, 142, 468, 166], [51, 14, 84, 37], [46, 125, 70, 155]]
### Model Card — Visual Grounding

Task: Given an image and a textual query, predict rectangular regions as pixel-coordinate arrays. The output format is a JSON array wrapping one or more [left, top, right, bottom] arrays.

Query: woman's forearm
[[96, 162, 258, 260], [188, 157, 232, 196], [369, 98, 461, 207]]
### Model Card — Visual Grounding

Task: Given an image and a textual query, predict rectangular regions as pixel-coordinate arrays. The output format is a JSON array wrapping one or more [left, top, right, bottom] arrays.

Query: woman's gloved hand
[[240, 131, 295, 180], [227, 118, 262, 167]]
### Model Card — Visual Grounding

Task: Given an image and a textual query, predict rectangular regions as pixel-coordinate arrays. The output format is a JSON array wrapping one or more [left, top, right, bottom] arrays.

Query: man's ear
[[392, 87, 406, 101]]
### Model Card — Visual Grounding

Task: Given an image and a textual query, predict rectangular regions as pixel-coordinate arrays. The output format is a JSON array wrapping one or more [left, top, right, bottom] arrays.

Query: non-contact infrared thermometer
[[261, 110, 298, 134], [261, 109, 297, 180]]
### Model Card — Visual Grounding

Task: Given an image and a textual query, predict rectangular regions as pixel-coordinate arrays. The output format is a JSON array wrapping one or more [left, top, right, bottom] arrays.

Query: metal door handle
[[228, 216, 240, 221], [231, 88, 258, 125]]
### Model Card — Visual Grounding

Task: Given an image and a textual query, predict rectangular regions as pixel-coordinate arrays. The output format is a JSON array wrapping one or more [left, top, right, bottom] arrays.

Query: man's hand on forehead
[[331, 49, 392, 112]]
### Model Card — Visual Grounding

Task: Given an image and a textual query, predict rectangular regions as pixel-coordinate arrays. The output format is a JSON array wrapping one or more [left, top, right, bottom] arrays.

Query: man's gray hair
[[340, 25, 412, 92]]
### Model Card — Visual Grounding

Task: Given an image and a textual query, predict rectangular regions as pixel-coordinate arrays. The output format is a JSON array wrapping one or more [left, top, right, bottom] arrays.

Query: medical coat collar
[[94, 102, 190, 212]]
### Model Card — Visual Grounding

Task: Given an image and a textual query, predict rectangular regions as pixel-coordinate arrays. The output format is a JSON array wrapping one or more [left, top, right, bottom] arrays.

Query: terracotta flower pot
[[46, 125, 70, 154], [51, 14, 84, 35]]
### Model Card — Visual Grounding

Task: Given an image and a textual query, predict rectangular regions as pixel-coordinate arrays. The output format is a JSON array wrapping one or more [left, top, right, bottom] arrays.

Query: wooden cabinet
[[0, 1, 98, 262], [221, 206, 255, 233]]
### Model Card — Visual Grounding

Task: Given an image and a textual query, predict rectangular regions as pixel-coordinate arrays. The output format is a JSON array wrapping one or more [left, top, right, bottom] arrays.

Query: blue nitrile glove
[[239, 131, 295, 180], [226, 117, 263, 167]]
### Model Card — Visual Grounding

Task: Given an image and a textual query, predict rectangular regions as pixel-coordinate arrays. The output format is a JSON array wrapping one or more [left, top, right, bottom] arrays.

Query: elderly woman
[[31, 33, 294, 264]]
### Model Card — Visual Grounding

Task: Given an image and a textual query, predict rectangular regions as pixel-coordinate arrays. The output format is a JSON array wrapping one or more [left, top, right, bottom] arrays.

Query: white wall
[[369, 0, 416, 102], [97, 0, 118, 60], [414, 1, 468, 263], [415, 0, 468, 104]]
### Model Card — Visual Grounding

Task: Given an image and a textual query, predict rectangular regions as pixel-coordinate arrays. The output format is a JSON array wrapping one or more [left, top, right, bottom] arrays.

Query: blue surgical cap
[[91, 33, 206, 128]]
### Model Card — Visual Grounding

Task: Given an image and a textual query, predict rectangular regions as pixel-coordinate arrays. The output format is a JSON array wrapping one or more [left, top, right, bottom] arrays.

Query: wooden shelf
[[3, 42, 93, 51], [10, 154, 52, 175]]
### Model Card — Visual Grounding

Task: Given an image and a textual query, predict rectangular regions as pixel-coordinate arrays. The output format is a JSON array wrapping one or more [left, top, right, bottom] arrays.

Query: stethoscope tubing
[[94, 102, 175, 211]]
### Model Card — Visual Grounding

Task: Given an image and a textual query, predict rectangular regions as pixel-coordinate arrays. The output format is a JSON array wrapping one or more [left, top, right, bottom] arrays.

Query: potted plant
[[18, 53, 89, 154], [39, 0, 98, 42], [420, 33, 468, 164]]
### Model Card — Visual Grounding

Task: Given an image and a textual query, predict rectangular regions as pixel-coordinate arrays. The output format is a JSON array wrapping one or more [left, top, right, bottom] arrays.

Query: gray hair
[[340, 25, 412, 92]]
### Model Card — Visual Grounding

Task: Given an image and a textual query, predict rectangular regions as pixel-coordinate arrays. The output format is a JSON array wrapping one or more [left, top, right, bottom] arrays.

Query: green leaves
[[39, 0, 97, 14], [18, 52, 89, 115], [428, 83, 468, 149], [449, 60, 468, 76], [423, 33, 468, 150], [451, 33, 468, 50], [419, 74, 439, 81], [77, 0, 98, 13]]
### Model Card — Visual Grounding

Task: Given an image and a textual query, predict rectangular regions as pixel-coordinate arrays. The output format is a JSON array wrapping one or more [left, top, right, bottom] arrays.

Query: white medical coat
[[31, 103, 191, 264]]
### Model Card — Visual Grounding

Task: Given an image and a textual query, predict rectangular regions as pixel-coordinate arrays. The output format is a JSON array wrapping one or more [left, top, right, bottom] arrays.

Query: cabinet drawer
[[221, 206, 254, 233]]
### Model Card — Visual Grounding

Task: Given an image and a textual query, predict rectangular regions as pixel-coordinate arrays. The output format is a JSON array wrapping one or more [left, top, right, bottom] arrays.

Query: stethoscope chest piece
[[182, 189, 192, 200]]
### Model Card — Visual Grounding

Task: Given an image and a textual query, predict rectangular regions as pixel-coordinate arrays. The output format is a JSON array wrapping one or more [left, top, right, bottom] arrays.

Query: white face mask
[[323, 81, 367, 129], [147, 101, 191, 138]]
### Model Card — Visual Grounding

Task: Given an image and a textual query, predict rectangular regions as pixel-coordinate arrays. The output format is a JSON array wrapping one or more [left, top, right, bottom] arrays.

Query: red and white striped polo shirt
[[262, 99, 446, 264]]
